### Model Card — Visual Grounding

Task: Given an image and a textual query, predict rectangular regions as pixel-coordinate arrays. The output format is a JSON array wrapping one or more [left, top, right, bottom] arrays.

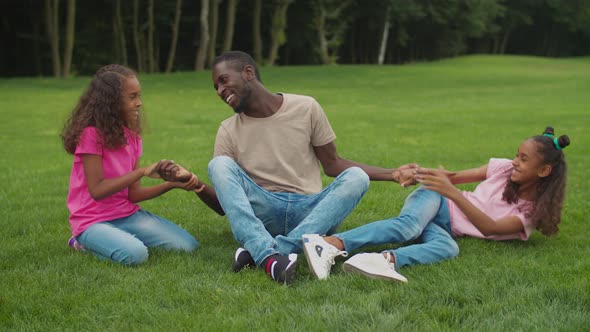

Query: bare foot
[[323, 236, 345, 251], [383, 252, 395, 264]]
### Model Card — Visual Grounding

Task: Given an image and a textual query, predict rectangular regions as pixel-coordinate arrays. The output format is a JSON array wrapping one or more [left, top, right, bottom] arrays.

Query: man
[[209, 51, 416, 285]]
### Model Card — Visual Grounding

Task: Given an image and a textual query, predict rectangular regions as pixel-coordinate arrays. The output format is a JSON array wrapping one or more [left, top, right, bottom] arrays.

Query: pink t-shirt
[[448, 158, 536, 241], [67, 126, 142, 236]]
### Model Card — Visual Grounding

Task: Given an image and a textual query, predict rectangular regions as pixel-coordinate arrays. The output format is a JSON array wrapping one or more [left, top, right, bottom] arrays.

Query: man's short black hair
[[213, 51, 261, 82]]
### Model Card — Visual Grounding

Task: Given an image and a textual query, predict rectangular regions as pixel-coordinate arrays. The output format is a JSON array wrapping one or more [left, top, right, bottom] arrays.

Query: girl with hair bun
[[61, 64, 202, 266], [303, 127, 570, 282]]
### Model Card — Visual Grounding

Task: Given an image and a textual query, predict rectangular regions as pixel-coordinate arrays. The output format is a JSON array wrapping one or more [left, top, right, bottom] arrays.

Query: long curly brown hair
[[502, 127, 570, 236], [61, 64, 141, 154]]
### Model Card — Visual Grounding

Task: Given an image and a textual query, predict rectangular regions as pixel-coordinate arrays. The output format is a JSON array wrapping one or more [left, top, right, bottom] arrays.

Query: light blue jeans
[[335, 187, 459, 268], [208, 156, 370, 265], [77, 209, 199, 265]]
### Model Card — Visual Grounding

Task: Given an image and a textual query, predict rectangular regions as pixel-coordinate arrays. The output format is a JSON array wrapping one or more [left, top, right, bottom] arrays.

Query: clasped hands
[[392, 163, 419, 187], [144, 160, 205, 193], [393, 164, 457, 196]]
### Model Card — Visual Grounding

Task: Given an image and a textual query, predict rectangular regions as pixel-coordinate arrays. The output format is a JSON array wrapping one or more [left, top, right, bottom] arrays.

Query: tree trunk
[[114, 0, 128, 65], [207, 0, 220, 67], [499, 29, 511, 54], [349, 23, 356, 64], [45, 0, 61, 77], [378, 16, 390, 65], [195, 0, 210, 71], [165, 0, 182, 73], [252, 0, 262, 63], [316, 4, 329, 64], [544, 24, 555, 57], [155, 37, 161, 69], [113, 2, 120, 63], [222, 0, 238, 51], [313, 0, 351, 65], [147, 0, 156, 72], [491, 35, 500, 54], [133, 0, 143, 72], [33, 20, 42, 76], [62, 0, 75, 78], [268, 0, 291, 66]]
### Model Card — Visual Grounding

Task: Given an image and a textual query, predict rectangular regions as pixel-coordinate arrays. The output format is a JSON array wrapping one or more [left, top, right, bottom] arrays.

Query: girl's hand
[[175, 173, 205, 192], [144, 162, 162, 179], [392, 163, 419, 187], [175, 173, 197, 190], [416, 167, 459, 198]]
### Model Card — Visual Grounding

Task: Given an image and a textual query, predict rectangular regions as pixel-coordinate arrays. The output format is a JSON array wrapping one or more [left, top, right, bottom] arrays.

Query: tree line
[[1, 0, 589, 77]]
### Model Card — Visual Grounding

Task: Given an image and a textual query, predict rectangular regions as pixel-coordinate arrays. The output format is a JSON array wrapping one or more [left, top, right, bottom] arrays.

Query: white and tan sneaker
[[302, 234, 348, 280], [343, 252, 408, 283]]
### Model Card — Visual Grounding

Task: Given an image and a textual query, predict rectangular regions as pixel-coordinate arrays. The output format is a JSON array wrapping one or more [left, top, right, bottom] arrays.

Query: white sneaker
[[302, 234, 348, 280], [343, 252, 408, 283]]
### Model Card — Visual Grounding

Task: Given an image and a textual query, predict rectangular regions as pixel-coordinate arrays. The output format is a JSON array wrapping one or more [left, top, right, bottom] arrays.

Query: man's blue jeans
[[77, 209, 199, 265], [335, 187, 459, 268], [208, 156, 369, 265]]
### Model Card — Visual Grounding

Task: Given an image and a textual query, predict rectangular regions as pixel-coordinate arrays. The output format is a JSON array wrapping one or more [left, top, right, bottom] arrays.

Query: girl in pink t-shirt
[[61, 64, 202, 265], [303, 127, 569, 282]]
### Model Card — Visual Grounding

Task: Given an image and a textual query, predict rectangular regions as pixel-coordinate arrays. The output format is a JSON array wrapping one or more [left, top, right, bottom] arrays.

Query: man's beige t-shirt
[[213, 93, 336, 194]]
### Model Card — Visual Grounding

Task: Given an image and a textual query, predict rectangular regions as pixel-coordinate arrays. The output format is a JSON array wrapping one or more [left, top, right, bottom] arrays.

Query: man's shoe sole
[[281, 256, 298, 285], [343, 262, 407, 283]]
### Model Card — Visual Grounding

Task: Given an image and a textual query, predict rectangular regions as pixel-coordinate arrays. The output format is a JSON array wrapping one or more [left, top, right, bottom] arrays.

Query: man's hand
[[156, 159, 193, 182], [392, 163, 419, 187]]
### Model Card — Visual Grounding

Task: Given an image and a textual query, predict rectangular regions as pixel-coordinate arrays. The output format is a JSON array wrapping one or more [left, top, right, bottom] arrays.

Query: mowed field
[[0, 55, 588, 330]]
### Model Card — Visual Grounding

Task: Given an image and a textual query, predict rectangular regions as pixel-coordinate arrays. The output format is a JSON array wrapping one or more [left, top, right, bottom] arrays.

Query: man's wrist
[[194, 181, 206, 193], [391, 169, 400, 183]]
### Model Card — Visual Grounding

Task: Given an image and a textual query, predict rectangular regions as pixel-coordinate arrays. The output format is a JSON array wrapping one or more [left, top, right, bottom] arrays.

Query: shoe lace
[[325, 246, 348, 266]]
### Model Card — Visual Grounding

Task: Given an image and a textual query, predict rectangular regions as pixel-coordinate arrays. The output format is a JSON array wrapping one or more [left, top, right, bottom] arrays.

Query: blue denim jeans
[[208, 156, 369, 265], [77, 209, 199, 265], [335, 187, 459, 268]]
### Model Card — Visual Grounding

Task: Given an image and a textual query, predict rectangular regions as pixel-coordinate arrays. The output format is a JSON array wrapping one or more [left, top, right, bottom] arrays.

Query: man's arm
[[156, 160, 225, 216], [193, 183, 224, 216], [313, 141, 418, 186]]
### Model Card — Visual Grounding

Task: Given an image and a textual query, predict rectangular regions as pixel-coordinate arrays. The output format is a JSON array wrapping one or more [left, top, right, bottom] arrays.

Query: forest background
[[2, 0, 590, 77]]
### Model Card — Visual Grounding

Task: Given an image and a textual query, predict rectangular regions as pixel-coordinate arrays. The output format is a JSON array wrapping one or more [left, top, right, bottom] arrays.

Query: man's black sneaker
[[232, 247, 256, 272], [262, 253, 298, 285]]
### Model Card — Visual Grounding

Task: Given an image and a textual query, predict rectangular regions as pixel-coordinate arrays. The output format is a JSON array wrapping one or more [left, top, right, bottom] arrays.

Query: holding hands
[[144, 160, 205, 192], [392, 163, 420, 187], [416, 167, 458, 198]]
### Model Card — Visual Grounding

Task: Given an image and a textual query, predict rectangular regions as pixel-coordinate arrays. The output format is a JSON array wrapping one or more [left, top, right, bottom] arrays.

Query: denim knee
[[112, 244, 149, 266], [208, 156, 235, 179], [172, 236, 200, 252], [341, 166, 370, 195], [433, 237, 460, 260], [395, 214, 425, 240], [445, 238, 460, 259]]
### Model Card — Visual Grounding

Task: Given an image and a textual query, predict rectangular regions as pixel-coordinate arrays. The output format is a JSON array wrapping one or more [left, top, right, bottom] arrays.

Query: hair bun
[[557, 135, 570, 149], [543, 126, 555, 136]]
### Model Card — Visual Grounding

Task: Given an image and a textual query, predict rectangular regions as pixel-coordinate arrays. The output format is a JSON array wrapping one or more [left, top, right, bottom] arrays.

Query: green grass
[[1, 55, 589, 330]]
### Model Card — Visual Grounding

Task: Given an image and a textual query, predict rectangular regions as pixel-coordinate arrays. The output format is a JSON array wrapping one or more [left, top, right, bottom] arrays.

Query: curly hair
[[502, 127, 570, 236], [61, 64, 141, 154]]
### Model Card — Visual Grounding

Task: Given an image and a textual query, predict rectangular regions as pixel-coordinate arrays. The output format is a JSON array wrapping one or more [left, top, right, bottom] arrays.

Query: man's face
[[212, 62, 252, 113]]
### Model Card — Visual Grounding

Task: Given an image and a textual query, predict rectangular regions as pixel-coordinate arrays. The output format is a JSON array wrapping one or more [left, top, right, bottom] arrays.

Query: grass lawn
[[0, 55, 589, 330]]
